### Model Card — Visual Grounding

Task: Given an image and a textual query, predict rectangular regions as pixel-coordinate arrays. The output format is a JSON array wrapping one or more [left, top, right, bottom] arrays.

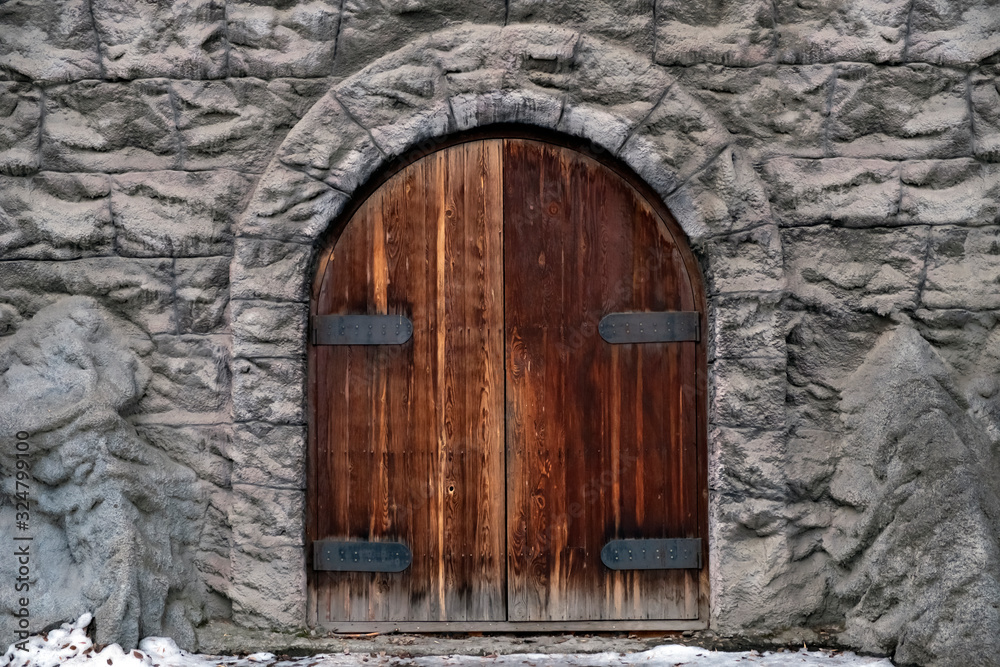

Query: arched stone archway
[[227, 23, 787, 633]]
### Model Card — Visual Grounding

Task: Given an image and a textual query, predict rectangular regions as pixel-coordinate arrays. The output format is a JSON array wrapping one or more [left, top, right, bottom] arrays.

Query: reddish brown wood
[[310, 140, 506, 622], [309, 132, 707, 627], [503, 139, 700, 621]]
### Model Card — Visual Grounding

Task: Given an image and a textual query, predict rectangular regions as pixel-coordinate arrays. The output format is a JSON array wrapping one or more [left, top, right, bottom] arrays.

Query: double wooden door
[[308, 137, 705, 628]]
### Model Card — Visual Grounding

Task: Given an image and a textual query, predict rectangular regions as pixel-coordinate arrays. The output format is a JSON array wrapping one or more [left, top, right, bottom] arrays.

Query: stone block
[[508, 0, 653, 57], [654, 0, 774, 66], [42, 80, 179, 172], [0, 258, 175, 334], [675, 64, 833, 159], [236, 162, 348, 243], [174, 257, 231, 334], [232, 357, 306, 424], [174, 78, 329, 173], [907, 0, 1000, 66], [232, 300, 308, 358], [91, 0, 226, 79], [923, 225, 1000, 310], [137, 334, 231, 422], [228, 0, 340, 78], [762, 157, 901, 227], [782, 225, 927, 316], [0, 172, 113, 259], [231, 422, 306, 489], [231, 484, 305, 548], [332, 0, 504, 77], [710, 427, 788, 500], [231, 239, 312, 302], [133, 423, 232, 488], [709, 292, 786, 361], [700, 224, 785, 295], [899, 159, 1000, 226], [275, 92, 383, 194], [335, 63, 452, 158], [619, 83, 732, 199], [556, 35, 674, 152], [971, 66, 1000, 162], [828, 64, 971, 160], [230, 546, 306, 631], [666, 145, 772, 242], [111, 170, 254, 257], [710, 356, 786, 430], [0, 0, 101, 81], [0, 82, 40, 175], [450, 86, 563, 134], [774, 0, 908, 64]]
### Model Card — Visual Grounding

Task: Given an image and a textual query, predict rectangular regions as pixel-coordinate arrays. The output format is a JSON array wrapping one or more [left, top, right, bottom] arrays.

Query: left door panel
[[309, 140, 506, 623]]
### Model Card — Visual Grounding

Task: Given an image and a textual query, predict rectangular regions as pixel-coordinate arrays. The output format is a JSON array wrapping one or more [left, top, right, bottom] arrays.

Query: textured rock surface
[[0, 298, 229, 650], [1, 1, 999, 662]]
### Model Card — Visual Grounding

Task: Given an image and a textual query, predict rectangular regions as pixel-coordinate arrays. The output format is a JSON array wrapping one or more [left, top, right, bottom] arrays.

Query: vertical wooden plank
[[504, 138, 701, 621], [311, 141, 506, 623]]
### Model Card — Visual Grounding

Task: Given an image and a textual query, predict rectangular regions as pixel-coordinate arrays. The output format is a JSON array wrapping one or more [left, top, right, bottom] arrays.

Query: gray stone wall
[[1, 2, 999, 665]]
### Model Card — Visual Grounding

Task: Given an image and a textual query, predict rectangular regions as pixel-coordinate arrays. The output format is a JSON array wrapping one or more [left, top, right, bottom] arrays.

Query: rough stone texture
[[830, 325, 1000, 664], [231, 301, 307, 358], [91, 0, 227, 80], [0, 298, 228, 650], [899, 159, 1000, 225], [174, 78, 329, 172], [332, 0, 505, 76], [230, 422, 306, 489], [782, 225, 926, 317], [508, 0, 653, 57], [827, 64, 971, 160], [1, 3, 999, 662], [111, 170, 253, 257], [762, 158, 901, 227], [674, 65, 833, 160], [907, 0, 1000, 66], [231, 357, 305, 425], [137, 335, 231, 424], [970, 66, 1000, 162], [0, 172, 114, 259], [774, 0, 908, 64], [227, 0, 340, 79], [174, 257, 232, 335], [0, 0, 102, 81], [42, 80, 180, 173], [0, 82, 41, 175], [0, 258, 177, 335], [654, 0, 774, 66]]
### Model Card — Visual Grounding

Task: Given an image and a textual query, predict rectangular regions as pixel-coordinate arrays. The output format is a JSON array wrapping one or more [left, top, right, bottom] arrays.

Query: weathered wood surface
[[503, 139, 700, 621], [310, 137, 703, 625], [310, 139, 506, 622]]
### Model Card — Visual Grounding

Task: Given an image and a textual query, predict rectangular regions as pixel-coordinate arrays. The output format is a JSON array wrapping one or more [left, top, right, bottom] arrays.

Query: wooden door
[[504, 140, 701, 621], [309, 140, 506, 622], [309, 135, 705, 627]]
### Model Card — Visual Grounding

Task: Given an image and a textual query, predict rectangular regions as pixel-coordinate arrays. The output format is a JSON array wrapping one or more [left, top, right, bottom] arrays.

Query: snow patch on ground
[[2, 616, 894, 667]]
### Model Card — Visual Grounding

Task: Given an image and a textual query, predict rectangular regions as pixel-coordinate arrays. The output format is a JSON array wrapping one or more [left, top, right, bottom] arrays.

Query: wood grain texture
[[309, 134, 705, 626], [310, 140, 506, 623], [503, 139, 700, 621]]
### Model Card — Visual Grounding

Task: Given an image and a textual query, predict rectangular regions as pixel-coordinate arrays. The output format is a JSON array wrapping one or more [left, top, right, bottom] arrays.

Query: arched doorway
[[307, 132, 708, 631]]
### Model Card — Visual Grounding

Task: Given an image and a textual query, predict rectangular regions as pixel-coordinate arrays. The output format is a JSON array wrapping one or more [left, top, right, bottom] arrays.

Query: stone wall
[[1, 2, 999, 665]]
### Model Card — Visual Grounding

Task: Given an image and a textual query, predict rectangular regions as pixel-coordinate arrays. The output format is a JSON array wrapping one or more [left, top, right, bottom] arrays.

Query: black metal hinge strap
[[598, 312, 700, 344], [313, 540, 412, 572], [601, 538, 702, 570], [312, 314, 413, 345]]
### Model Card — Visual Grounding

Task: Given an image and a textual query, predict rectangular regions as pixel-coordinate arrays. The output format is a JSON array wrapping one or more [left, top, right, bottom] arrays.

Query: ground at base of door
[[2, 617, 893, 667]]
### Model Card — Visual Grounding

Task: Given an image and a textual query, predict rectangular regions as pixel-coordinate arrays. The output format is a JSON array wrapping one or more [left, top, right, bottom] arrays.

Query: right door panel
[[503, 139, 702, 621]]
